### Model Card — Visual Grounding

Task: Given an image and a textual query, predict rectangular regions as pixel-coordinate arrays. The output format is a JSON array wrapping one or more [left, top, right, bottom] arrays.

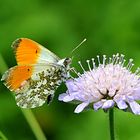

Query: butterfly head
[[57, 57, 72, 68], [63, 57, 72, 67]]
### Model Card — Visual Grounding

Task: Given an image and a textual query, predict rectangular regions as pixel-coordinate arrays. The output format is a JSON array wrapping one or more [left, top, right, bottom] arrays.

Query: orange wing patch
[[12, 38, 41, 65], [2, 66, 33, 91]]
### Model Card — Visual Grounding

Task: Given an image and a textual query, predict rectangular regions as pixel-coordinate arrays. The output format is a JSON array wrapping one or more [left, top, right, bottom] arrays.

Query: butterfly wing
[[12, 38, 60, 65], [2, 63, 65, 108], [1, 65, 33, 91]]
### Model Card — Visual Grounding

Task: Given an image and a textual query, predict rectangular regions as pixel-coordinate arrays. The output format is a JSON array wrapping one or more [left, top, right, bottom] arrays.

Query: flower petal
[[74, 102, 89, 113], [93, 101, 104, 111], [133, 88, 140, 100], [115, 100, 128, 109], [58, 93, 74, 102], [58, 93, 67, 101], [102, 100, 114, 109], [66, 80, 78, 93], [129, 101, 140, 115]]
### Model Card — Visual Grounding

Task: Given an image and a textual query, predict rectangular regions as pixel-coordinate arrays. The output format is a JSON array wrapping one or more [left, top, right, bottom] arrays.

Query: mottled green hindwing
[[15, 64, 68, 108]]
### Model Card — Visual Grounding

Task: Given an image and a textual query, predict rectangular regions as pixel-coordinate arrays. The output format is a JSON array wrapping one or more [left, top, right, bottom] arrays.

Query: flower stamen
[[86, 60, 92, 71], [92, 58, 96, 69], [97, 55, 101, 65], [103, 55, 106, 66], [78, 61, 86, 72]]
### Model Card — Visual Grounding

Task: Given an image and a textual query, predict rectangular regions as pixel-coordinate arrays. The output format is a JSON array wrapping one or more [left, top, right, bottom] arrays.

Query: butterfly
[[1, 38, 71, 108]]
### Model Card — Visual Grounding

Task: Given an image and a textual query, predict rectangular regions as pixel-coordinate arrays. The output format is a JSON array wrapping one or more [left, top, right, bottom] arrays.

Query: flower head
[[59, 54, 140, 114]]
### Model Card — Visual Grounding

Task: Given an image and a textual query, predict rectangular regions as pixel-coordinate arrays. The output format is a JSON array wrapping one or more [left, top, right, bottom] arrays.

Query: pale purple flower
[[59, 54, 140, 114]]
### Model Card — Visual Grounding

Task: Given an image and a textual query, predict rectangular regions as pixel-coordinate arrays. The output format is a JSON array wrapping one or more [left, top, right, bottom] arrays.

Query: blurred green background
[[1, 0, 140, 140]]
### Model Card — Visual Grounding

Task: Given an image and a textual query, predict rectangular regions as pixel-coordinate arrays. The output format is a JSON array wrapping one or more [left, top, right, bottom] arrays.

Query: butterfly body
[[1, 38, 71, 108]]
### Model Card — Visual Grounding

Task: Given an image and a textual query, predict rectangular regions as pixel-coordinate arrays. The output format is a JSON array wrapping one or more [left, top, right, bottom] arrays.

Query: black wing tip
[[11, 38, 22, 50]]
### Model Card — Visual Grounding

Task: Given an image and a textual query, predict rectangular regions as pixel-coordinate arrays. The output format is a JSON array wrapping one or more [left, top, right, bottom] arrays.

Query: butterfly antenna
[[71, 38, 87, 54]]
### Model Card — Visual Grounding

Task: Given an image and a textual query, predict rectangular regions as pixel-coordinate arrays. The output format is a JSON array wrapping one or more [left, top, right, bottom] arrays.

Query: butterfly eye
[[64, 58, 71, 66]]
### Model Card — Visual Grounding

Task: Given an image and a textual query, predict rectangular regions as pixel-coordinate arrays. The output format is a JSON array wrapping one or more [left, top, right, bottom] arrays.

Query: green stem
[[0, 55, 8, 75], [0, 131, 8, 140], [0, 54, 46, 140], [21, 109, 46, 140], [109, 109, 115, 140]]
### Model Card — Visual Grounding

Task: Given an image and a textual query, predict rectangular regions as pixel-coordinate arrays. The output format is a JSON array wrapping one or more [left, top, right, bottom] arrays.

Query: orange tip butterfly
[[1, 38, 71, 108]]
